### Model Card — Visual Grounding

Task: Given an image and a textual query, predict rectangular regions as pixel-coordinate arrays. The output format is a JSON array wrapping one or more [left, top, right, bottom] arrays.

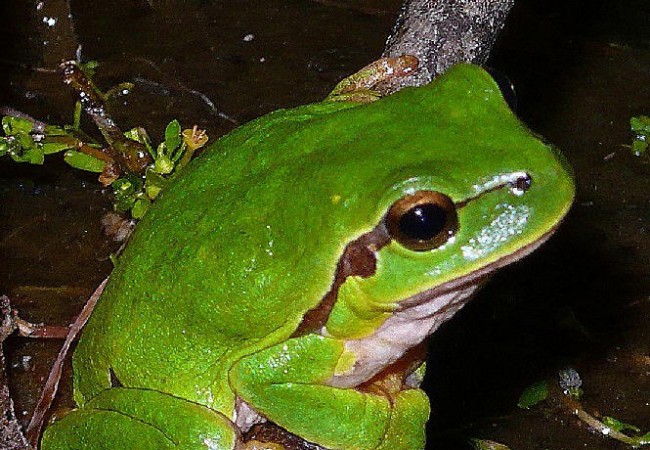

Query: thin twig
[[560, 392, 650, 447], [130, 55, 238, 124], [25, 278, 107, 448], [13, 317, 70, 340]]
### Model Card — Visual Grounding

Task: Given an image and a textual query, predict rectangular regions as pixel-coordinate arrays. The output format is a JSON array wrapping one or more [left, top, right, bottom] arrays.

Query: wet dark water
[[0, 1, 648, 449]]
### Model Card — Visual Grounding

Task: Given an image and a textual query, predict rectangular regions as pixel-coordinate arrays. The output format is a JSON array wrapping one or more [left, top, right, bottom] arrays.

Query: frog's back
[[74, 100, 370, 413]]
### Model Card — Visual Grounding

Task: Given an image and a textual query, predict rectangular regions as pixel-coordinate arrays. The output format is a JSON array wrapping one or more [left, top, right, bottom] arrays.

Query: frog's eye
[[385, 191, 458, 252]]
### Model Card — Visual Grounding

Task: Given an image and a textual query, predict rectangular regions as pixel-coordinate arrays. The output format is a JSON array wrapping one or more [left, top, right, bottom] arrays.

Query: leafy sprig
[[1, 114, 208, 219], [112, 121, 209, 218], [0, 116, 76, 165], [1, 60, 209, 219]]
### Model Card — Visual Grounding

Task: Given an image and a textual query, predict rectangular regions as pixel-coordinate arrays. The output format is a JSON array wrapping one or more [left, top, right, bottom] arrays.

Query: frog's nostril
[[510, 173, 532, 196]]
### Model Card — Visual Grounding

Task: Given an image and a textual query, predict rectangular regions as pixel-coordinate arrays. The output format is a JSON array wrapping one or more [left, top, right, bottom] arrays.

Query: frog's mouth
[[293, 170, 558, 337]]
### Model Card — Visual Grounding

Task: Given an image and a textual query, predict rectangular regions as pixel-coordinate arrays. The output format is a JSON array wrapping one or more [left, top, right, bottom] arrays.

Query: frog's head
[[318, 64, 574, 386]]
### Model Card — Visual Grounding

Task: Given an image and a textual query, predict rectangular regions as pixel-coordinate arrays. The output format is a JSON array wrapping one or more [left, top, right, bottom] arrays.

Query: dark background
[[1, 1, 649, 449]]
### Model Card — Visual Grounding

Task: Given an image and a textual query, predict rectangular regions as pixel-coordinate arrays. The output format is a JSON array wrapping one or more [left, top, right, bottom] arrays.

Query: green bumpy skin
[[42, 64, 574, 450]]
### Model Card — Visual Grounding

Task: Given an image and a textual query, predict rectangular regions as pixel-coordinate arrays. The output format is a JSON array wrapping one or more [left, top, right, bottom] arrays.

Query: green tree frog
[[42, 63, 574, 450]]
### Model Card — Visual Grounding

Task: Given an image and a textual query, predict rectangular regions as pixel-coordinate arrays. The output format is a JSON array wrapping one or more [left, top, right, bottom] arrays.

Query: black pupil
[[399, 203, 447, 241]]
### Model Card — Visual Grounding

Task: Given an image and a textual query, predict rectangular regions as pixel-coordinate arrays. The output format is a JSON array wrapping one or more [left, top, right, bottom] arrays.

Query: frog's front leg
[[41, 388, 240, 450], [230, 334, 429, 450]]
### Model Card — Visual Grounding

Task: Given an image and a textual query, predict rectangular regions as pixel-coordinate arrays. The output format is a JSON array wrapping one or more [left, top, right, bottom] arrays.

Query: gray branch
[[382, 0, 515, 92]]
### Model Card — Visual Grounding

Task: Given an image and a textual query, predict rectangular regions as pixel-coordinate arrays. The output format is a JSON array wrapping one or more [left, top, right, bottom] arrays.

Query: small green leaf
[[11, 146, 45, 164], [2, 116, 33, 135], [153, 152, 174, 174], [164, 119, 182, 153], [131, 197, 151, 219], [43, 124, 72, 136], [603, 416, 641, 434], [144, 169, 168, 200], [517, 380, 549, 409], [171, 141, 187, 162], [42, 142, 74, 154], [470, 439, 512, 450], [113, 196, 135, 213], [16, 132, 35, 150], [28, 147, 45, 164], [632, 139, 648, 155], [124, 127, 145, 144], [0, 139, 8, 156], [112, 176, 143, 213], [79, 60, 99, 78], [64, 150, 106, 172], [73, 101, 82, 130], [630, 115, 650, 134], [145, 183, 163, 200]]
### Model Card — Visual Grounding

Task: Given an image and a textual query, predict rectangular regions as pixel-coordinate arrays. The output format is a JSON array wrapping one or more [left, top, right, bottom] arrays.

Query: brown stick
[[25, 278, 107, 448], [13, 318, 70, 340]]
